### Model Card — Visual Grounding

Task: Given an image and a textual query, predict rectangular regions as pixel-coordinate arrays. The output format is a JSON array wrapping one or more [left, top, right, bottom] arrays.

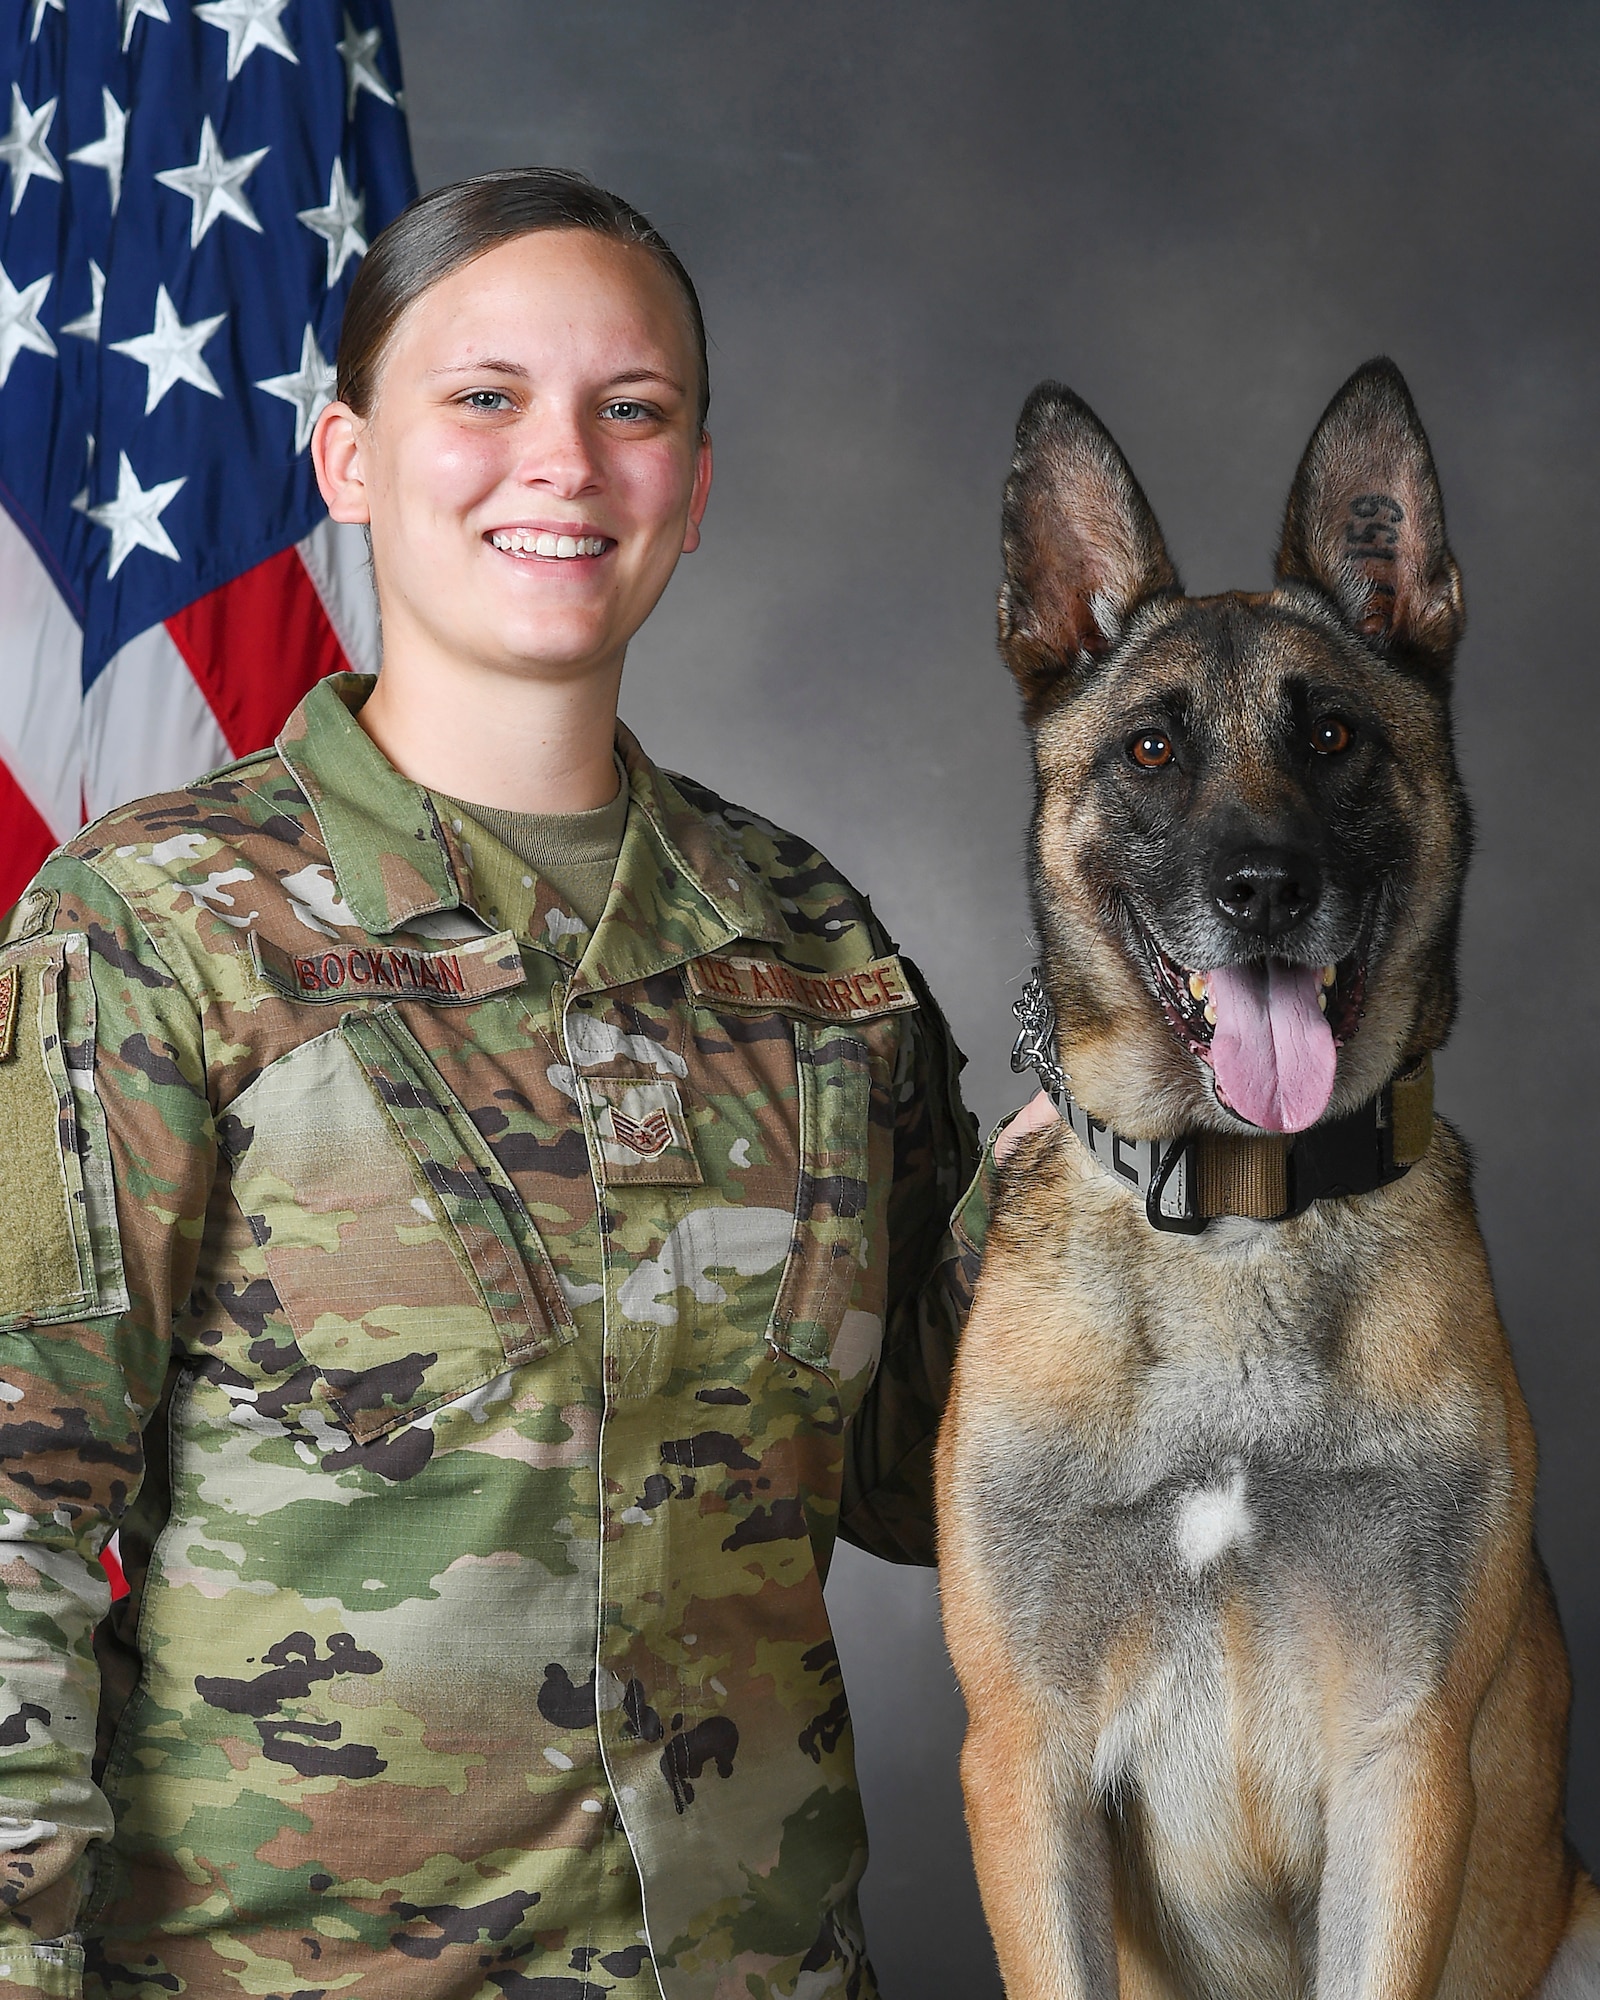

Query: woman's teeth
[[489, 530, 608, 558]]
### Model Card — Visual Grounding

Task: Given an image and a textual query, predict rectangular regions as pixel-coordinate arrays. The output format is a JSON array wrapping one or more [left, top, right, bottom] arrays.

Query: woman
[[0, 170, 994, 2000]]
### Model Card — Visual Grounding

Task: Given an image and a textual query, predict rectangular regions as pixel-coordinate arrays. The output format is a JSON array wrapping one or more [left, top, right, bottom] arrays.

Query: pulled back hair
[[336, 167, 710, 427]]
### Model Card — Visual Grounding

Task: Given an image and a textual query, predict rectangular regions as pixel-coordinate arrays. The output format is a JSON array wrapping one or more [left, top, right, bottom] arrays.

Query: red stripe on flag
[[0, 755, 59, 917], [165, 545, 351, 760], [101, 1534, 129, 1602]]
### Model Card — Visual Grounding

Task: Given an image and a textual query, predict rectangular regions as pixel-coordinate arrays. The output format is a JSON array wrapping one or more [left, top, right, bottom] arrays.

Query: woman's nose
[[512, 413, 601, 493]]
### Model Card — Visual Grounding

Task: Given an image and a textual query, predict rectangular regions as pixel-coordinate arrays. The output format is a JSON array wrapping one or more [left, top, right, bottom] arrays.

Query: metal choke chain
[[1010, 970, 1071, 1107]]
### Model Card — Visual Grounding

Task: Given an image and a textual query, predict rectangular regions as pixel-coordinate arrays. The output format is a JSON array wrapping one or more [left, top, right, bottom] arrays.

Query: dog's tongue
[[1205, 962, 1337, 1133]]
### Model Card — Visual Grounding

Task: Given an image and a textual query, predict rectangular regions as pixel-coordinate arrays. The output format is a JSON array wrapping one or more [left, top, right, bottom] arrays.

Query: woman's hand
[[993, 1089, 1062, 1165]]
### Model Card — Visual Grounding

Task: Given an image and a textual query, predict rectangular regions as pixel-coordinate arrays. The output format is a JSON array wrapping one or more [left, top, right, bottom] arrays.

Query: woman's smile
[[486, 527, 614, 559]]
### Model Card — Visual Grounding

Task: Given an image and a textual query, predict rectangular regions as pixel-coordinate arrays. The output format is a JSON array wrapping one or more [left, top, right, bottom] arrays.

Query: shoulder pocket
[[224, 1006, 573, 1440], [0, 934, 128, 1329]]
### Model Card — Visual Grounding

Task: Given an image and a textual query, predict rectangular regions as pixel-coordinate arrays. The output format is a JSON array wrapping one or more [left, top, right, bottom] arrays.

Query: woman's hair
[[336, 167, 710, 427]]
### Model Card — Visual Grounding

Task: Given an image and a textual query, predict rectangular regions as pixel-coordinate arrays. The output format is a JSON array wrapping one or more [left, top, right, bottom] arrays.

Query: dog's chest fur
[[963, 1153, 1500, 1922]]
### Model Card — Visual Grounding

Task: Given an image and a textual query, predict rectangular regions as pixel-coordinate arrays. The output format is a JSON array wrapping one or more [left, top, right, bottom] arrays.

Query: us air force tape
[[687, 952, 918, 1024]]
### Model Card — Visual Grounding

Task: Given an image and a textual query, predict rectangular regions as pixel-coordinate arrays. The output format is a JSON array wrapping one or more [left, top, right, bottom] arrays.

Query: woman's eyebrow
[[427, 356, 529, 379], [424, 361, 686, 392], [604, 369, 685, 392]]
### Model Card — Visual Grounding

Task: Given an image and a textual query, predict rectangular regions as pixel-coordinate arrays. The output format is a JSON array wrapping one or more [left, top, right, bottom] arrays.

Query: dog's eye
[[1129, 731, 1174, 769], [1311, 716, 1354, 755]]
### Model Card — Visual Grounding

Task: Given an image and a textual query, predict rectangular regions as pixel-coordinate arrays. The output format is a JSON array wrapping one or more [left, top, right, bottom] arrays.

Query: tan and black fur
[[937, 361, 1600, 1998]]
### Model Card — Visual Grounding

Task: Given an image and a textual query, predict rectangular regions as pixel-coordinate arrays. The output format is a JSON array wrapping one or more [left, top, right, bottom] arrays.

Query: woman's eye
[[1311, 715, 1354, 755], [1129, 730, 1174, 769], [461, 389, 514, 413], [600, 399, 654, 423]]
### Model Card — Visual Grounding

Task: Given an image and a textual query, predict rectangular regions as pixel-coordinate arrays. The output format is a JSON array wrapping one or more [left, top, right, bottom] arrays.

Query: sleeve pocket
[[0, 935, 128, 1330], [769, 1019, 874, 1374]]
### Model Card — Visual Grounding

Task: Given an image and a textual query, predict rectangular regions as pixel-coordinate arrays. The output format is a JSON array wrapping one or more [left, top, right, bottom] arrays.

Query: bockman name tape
[[251, 930, 525, 1006], [687, 952, 918, 1023]]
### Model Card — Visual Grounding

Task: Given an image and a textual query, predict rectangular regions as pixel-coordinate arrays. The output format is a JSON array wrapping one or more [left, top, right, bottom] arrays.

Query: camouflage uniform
[[0, 674, 982, 2000]]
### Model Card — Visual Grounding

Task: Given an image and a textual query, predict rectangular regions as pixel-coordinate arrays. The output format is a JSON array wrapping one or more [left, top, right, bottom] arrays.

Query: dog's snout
[[1210, 846, 1322, 941]]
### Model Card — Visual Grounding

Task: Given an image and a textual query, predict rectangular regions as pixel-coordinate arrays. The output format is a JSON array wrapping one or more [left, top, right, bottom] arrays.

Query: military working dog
[[936, 361, 1600, 1998]]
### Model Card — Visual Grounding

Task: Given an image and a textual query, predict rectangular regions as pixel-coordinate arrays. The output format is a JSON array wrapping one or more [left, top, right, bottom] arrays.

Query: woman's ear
[[682, 429, 713, 553], [312, 401, 371, 525]]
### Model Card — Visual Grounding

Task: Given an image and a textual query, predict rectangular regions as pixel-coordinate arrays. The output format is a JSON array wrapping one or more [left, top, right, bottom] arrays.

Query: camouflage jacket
[[0, 675, 982, 2000]]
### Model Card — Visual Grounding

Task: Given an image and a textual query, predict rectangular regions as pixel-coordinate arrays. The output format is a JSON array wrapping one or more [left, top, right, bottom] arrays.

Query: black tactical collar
[[1009, 971, 1433, 1234]]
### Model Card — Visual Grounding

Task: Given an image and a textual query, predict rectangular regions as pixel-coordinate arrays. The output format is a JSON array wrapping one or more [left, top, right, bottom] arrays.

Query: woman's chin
[[478, 625, 625, 684]]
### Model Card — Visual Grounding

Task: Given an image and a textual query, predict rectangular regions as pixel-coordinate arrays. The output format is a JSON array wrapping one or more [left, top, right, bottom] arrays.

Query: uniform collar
[[276, 675, 456, 933], [276, 675, 787, 968]]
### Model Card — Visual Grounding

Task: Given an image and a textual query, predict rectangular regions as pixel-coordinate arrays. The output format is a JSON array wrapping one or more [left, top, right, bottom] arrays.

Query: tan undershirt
[[436, 761, 630, 935]]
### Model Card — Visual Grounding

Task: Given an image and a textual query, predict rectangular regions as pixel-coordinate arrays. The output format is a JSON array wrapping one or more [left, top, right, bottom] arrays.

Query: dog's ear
[[999, 382, 1180, 720], [1276, 358, 1464, 673]]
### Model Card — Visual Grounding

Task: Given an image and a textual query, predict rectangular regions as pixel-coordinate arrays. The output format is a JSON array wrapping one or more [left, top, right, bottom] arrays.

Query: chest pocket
[[685, 949, 917, 1382], [225, 1006, 573, 1440]]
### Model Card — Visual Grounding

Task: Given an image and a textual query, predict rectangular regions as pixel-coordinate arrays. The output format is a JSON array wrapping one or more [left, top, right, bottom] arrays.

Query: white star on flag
[[155, 118, 268, 247], [29, 0, 63, 42], [195, 0, 299, 82], [337, 13, 395, 117], [255, 323, 337, 453], [118, 0, 171, 53], [0, 260, 55, 387], [110, 285, 227, 413], [68, 87, 129, 216], [297, 159, 367, 287], [62, 260, 107, 342], [87, 451, 185, 577], [0, 83, 62, 216]]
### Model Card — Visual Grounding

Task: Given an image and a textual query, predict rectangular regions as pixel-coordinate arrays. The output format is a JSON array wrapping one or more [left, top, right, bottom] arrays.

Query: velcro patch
[[251, 930, 526, 1006], [687, 952, 917, 1023], [0, 934, 126, 1328], [0, 965, 17, 1061], [581, 1076, 703, 1186]]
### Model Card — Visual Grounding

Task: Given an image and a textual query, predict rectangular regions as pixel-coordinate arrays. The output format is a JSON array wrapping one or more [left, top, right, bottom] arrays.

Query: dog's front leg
[[1315, 1715, 1474, 2000], [959, 1688, 1117, 2000]]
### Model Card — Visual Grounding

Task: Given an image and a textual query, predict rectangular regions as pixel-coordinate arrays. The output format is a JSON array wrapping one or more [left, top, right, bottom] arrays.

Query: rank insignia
[[581, 1076, 703, 1186]]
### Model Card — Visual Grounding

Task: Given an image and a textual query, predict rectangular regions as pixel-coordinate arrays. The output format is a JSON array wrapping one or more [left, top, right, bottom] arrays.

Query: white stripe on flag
[[0, 504, 85, 842], [3, 515, 372, 840], [82, 624, 231, 825], [296, 517, 380, 678]]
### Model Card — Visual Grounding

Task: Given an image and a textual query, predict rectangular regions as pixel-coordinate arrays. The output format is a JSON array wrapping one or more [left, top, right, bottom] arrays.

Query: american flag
[[0, 0, 417, 916]]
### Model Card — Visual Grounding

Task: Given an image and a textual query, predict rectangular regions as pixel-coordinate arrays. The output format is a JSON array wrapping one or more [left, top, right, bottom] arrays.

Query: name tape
[[687, 951, 918, 1023], [252, 930, 525, 1007]]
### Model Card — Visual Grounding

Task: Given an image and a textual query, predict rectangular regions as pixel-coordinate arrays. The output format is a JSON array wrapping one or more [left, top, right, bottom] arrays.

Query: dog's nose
[[1210, 847, 1322, 940]]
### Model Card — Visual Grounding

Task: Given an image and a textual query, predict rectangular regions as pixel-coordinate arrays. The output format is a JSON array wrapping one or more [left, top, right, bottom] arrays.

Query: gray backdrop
[[390, 3, 1600, 1990]]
